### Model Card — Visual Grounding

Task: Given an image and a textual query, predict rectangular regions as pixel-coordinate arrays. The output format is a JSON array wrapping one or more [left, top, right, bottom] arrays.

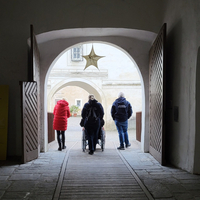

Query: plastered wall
[[163, 0, 200, 173]]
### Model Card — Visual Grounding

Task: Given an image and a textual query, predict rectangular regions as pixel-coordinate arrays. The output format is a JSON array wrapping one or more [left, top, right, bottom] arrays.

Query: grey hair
[[118, 92, 125, 98], [88, 94, 95, 100]]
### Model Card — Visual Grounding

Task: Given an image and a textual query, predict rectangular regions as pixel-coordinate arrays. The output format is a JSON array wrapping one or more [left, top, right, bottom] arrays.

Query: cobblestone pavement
[[0, 117, 200, 200]]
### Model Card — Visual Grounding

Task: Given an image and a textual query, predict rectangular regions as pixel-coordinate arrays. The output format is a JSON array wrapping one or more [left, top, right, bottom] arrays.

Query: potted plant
[[70, 105, 80, 117]]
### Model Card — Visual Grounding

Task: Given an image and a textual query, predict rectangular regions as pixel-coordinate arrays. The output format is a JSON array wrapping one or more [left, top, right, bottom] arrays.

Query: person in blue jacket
[[81, 94, 104, 155], [111, 92, 133, 150]]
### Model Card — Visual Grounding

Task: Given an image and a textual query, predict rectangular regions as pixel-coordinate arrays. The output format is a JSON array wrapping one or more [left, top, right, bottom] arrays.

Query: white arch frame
[[43, 41, 146, 152]]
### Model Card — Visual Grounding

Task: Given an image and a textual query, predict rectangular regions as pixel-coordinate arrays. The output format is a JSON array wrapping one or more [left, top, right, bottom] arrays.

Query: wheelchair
[[82, 127, 105, 152]]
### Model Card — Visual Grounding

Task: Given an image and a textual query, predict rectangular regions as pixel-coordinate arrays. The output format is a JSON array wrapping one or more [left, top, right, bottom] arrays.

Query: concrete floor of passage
[[58, 141, 148, 200], [54, 116, 149, 199]]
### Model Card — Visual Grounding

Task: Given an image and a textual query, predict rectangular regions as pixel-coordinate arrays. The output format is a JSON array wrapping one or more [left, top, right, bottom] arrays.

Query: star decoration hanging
[[82, 46, 104, 70]]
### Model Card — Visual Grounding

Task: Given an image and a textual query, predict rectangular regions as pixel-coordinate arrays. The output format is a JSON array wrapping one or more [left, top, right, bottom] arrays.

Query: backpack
[[80, 105, 99, 127], [86, 106, 99, 123], [116, 102, 128, 116]]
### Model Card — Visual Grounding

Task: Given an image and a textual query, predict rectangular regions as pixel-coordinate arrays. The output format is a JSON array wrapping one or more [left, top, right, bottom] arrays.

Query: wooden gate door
[[21, 25, 40, 163], [21, 82, 38, 163], [149, 23, 166, 165]]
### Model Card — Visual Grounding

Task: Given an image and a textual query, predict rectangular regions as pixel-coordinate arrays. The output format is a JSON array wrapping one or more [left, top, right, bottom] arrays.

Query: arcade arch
[[38, 28, 156, 154], [47, 42, 142, 132], [44, 42, 145, 151], [44, 42, 145, 153]]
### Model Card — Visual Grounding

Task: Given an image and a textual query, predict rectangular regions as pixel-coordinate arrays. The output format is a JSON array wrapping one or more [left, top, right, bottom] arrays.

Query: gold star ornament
[[82, 46, 104, 70]]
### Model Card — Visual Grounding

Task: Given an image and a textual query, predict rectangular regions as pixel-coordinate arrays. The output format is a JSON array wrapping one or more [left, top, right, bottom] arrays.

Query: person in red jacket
[[53, 98, 70, 151]]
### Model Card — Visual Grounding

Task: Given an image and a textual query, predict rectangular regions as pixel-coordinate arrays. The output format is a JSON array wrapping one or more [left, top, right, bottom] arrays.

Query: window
[[75, 99, 82, 108], [71, 46, 83, 61]]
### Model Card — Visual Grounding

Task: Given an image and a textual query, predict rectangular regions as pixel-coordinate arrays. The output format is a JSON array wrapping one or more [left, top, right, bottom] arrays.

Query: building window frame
[[71, 45, 83, 61], [75, 99, 82, 108]]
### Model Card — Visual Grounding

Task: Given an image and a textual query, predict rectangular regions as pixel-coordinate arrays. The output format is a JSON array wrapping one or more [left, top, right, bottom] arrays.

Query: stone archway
[[43, 42, 145, 153], [38, 28, 157, 153], [46, 41, 141, 128]]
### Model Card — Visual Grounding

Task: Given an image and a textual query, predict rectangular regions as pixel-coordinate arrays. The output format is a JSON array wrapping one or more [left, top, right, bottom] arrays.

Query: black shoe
[[88, 151, 94, 155], [126, 143, 131, 148], [117, 146, 125, 150], [62, 146, 66, 149], [58, 147, 62, 151]]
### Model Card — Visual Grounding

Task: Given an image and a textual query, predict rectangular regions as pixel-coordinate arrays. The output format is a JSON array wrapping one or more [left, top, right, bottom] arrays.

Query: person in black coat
[[81, 94, 104, 155]]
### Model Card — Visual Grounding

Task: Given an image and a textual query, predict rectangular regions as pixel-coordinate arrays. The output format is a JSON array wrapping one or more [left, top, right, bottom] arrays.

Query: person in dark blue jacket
[[111, 92, 132, 150], [81, 94, 104, 155]]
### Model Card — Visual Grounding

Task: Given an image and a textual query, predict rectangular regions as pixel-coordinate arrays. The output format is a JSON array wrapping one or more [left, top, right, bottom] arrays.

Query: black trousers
[[86, 126, 100, 152], [56, 130, 65, 149]]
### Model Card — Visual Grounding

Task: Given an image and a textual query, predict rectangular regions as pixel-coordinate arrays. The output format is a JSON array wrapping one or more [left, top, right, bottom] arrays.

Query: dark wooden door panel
[[149, 23, 166, 165], [21, 82, 38, 163]]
